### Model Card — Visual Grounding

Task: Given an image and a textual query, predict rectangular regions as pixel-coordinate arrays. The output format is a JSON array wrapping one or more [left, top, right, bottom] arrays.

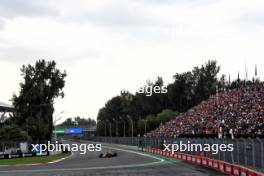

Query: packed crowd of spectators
[[147, 83, 264, 138]]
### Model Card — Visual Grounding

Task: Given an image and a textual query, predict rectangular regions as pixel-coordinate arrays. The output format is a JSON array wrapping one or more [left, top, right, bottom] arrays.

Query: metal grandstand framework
[[0, 101, 14, 123], [0, 101, 14, 112]]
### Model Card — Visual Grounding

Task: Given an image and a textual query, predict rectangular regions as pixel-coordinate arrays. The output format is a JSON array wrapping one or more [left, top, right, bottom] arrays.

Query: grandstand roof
[[0, 101, 14, 112]]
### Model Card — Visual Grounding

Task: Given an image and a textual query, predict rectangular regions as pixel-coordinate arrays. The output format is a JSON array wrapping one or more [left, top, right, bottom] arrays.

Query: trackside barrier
[[144, 147, 264, 176], [219, 161, 225, 173], [202, 157, 207, 167], [213, 160, 219, 170], [225, 163, 232, 175], [192, 155, 196, 163], [208, 158, 213, 168], [197, 156, 202, 165], [233, 166, 239, 176], [173, 153, 177, 159], [187, 155, 192, 162], [178, 153, 182, 160], [182, 154, 187, 161], [241, 168, 247, 176], [166, 151, 170, 157]]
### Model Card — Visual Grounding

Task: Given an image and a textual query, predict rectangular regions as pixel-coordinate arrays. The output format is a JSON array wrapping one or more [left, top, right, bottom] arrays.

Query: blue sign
[[66, 128, 83, 134]]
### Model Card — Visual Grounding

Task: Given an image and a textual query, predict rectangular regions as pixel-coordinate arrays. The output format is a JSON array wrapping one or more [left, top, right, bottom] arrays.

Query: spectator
[[147, 83, 264, 138]]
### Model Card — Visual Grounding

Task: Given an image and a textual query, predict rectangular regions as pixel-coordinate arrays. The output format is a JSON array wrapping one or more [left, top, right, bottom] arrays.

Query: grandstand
[[0, 101, 14, 112], [147, 83, 264, 138]]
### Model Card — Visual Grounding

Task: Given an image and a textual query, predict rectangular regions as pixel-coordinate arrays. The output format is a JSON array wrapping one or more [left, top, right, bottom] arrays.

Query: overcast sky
[[0, 0, 264, 123]]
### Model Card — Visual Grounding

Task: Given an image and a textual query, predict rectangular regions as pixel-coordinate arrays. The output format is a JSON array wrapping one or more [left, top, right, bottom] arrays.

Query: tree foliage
[[11, 60, 66, 142], [58, 117, 96, 127], [96, 60, 257, 137], [96, 60, 223, 136], [0, 125, 32, 142]]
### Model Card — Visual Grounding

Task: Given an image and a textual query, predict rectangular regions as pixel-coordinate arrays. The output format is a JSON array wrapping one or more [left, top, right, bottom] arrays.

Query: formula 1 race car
[[99, 151, 117, 158]]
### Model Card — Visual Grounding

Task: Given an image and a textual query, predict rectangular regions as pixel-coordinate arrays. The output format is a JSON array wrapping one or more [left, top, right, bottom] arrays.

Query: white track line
[[48, 152, 74, 164], [102, 145, 164, 162]]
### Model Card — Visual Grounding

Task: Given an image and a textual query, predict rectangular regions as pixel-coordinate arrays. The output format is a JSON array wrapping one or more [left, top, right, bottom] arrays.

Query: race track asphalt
[[0, 140, 226, 176]]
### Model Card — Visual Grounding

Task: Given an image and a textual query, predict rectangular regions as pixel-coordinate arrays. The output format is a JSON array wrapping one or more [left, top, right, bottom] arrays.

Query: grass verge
[[0, 152, 71, 166]]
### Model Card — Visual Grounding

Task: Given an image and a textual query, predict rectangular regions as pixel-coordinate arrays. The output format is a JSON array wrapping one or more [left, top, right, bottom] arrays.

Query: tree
[[58, 117, 96, 127], [60, 118, 74, 126], [193, 60, 220, 104], [157, 109, 178, 124], [168, 71, 195, 112], [96, 60, 221, 136], [137, 109, 178, 135], [145, 115, 159, 131], [12, 60, 66, 142], [0, 125, 32, 142]]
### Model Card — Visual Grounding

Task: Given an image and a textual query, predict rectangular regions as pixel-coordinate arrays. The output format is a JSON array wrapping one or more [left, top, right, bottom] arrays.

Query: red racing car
[[99, 150, 117, 158]]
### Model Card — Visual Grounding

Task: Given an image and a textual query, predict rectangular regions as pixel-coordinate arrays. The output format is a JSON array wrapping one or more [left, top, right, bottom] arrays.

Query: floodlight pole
[[109, 122, 112, 137], [127, 115, 133, 144], [53, 111, 65, 142], [123, 120, 126, 137], [143, 119, 147, 135], [104, 122, 107, 137], [115, 120, 118, 137], [119, 116, 126, 137]]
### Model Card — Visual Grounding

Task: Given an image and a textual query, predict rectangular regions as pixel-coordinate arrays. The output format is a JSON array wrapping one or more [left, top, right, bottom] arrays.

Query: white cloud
[[0, 0, 264, 122], [0, 0, 56, 21]]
